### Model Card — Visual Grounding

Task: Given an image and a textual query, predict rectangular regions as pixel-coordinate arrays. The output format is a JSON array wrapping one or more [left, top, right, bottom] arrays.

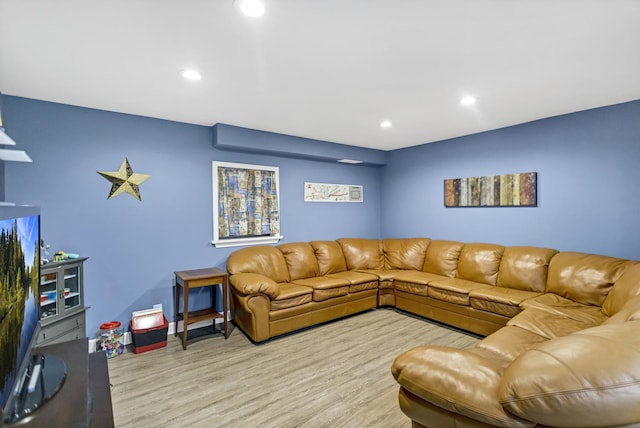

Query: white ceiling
[[1, 0, 639, 151]]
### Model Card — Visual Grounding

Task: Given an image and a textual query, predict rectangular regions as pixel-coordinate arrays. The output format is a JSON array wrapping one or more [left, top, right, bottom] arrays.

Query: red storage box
[[130, 315, 169, 354]]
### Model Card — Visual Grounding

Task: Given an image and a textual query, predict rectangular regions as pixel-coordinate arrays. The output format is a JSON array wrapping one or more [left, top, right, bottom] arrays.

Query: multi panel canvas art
[[444, 172, 537, 207]]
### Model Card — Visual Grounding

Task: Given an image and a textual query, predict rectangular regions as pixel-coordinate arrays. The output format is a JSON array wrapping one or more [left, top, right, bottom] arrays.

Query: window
[[212, 161, 282, 248]]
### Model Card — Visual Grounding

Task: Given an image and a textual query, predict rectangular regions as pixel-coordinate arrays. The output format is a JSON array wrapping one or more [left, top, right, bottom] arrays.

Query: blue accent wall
[[381, 100, 640, 260], [5, 95, 640, 337], [3, 97, 382, 336]]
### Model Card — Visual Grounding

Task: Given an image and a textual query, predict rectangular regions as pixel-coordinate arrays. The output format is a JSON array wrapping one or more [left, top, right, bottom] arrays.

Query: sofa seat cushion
[[292, 276, 349, 289], [327, 270, 380, 292], [395, 281, 430, 297], [392, 346, 534, 428], [356, 269, 403, 288], [312, 287, 350, 301], [476, 326, 548, 361], [469, 288, 541, 318], [394, 270, 447, 285], [520, 293, 608, 325], [327, 271, 379, 283], [292, 276, 351, 302], [394, 271, 450, 297], [499, 321, 640, 428], [270, 283, 313, 311], [507, 307, 603, 340], [428, 278, 492, 306]]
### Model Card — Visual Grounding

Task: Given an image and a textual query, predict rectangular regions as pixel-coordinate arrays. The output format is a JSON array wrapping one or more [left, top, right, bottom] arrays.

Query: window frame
[[211, 161, 283, 248]]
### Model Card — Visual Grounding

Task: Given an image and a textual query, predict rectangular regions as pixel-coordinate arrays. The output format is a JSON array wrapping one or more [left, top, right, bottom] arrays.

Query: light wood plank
[[108, 308, 479, 427]]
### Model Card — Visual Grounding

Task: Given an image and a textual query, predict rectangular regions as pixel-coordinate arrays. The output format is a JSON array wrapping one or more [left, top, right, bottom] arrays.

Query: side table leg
[[223, 277, 229, 339], [182, 283, 189, 350], [174, 281, 179, 337]]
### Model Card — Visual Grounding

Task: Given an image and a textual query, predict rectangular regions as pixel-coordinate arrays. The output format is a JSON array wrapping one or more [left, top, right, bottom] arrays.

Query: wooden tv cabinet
[[4, 338, 114, 427]]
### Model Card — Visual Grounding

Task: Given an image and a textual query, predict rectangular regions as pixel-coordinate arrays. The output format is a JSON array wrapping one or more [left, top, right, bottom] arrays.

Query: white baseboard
[[88, 314, 228, 353]]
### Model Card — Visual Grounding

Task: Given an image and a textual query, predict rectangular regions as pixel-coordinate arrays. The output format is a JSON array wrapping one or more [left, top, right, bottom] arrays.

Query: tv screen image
[[0, 212, 40, 412]]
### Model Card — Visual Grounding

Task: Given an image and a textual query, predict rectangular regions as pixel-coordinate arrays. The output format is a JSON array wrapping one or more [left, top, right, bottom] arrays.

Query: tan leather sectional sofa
[[226, 237, 640, 428]]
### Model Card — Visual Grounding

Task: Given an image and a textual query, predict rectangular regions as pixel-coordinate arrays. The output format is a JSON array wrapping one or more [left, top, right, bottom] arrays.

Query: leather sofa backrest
[[456, 243, 505, 285], [226, 245, 291, 283], [423, 240, 463, 277], [601, 262, 640, 316], [603, 294, 640, 324], [497, 246, 558, 292], [337, 238, 384, 270], [309, 241, 348, 275], [277, 242, 319, 281], [546, 252, 635, 307], [382, 238, 430, 270]]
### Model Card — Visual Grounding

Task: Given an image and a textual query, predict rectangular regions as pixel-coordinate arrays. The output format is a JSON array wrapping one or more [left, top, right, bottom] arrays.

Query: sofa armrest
[[230, 273, 280, 299], [392, 346, 534, 428]]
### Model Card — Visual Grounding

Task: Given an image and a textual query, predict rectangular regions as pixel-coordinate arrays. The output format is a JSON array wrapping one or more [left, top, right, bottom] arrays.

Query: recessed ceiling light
[[234, 0, 265, 17], [460, 96, 477, 105], [380, 120, 392, 128], [337, 159, 364, 164], [180, 69, 202, 81]]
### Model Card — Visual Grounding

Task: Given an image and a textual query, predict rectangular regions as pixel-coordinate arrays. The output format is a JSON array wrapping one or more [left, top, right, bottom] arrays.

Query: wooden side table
[[174, 267, 229, 350]]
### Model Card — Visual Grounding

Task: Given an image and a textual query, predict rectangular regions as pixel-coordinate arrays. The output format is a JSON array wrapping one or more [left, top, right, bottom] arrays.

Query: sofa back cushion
[[422, 240, 463, 277], [601, 262, 640, 316], [497, 246, 558, 292], [337, 238, 384, 270], [546, 252, 634, 307], [382, 238, 430, 270], [603, 295, 640, 325], [456, 243, 505, 286], [309, 241, 348, 276], [226, 245, 290, 283], [277, 242, 319, 281]]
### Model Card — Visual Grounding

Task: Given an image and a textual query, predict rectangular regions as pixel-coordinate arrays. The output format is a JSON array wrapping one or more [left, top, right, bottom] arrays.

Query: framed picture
[[304, 182, 363, 202], [212, 161, 282, 248]]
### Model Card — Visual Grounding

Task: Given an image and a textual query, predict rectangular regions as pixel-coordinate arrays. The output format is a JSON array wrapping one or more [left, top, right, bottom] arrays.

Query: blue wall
[[3, 97, 382, 336], [5, 96, 640, 337], [381, 100, 640, 260]]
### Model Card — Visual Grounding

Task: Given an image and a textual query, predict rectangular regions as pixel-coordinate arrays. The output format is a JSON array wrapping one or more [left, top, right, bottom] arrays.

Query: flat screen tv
[[0, 205, 66, 425]]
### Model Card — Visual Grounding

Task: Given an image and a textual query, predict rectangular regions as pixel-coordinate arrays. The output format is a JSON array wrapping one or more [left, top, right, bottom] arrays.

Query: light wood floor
[[107, 308, 479, 428]]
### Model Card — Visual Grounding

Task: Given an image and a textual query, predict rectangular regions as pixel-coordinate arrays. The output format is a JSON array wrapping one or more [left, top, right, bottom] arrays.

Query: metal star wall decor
[[97, 158, 151, 201]]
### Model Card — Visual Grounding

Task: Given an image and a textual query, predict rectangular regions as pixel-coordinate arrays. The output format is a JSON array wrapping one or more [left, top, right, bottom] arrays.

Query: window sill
[[211, 235, 284, 249]]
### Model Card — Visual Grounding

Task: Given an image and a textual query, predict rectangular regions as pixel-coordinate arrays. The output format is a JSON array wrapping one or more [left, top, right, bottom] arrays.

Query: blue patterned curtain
[[217, 167, 280, 239]]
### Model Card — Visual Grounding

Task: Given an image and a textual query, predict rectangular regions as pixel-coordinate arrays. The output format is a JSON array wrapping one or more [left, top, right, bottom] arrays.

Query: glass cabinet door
[[40, 270, 59, 319], [63, 265, 81, 312], [40, 261, 84, 321]]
